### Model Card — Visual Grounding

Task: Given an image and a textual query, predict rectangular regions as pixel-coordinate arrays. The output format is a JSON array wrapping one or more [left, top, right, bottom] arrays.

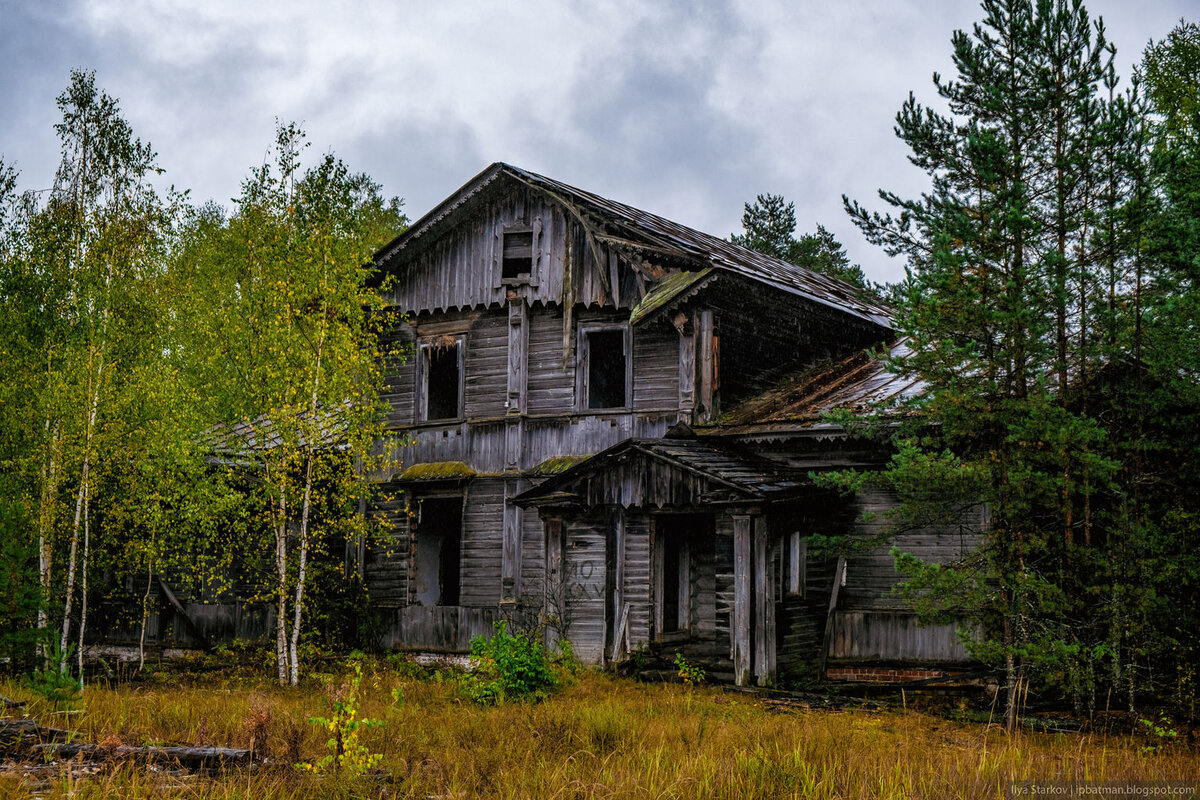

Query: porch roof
[[514, 435, 811, 510]]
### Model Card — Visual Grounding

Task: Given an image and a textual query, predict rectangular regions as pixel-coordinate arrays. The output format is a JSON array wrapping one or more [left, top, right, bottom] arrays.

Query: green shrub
[[26, 642, 82, 712], [674, 652, 705, 685], [298, 660, 385, 775], [463, 621, 558, 705]]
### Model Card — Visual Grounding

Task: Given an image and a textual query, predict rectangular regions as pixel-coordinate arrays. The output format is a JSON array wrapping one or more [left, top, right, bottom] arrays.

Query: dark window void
[[414, 498, 462, 606], [587, 329, 626, 409], [661, 534, 684, 633], [656, 514, 713, 635], [425, 344, 460, 420], [502, 231, 533, 280]]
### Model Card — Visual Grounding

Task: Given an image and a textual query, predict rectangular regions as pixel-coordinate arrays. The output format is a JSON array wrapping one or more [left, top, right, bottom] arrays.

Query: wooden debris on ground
[[0, 717, 253, 774]]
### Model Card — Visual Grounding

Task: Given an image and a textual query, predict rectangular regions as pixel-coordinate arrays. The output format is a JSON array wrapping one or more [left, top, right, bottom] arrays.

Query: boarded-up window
[[586, 329, 626, 409], [423, 342, 461, 420], [414, 497, 462, 606], [502, 230, 533, 281]]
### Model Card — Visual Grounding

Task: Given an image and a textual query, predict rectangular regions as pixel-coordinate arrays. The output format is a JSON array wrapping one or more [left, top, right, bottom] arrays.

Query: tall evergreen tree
[[732, 194, 871, 289], [843, 0, 1145, 728]]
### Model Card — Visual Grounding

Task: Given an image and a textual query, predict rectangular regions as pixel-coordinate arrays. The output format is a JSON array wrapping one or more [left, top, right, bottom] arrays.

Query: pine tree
[[732, 195, 872, 290], [844, 0, 1139, 729]]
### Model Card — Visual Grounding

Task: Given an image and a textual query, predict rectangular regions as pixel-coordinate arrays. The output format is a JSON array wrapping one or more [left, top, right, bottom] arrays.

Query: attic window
[[502, 229, 533, 281], [584, 328, 628, 409], [421, 338, 462, 421]]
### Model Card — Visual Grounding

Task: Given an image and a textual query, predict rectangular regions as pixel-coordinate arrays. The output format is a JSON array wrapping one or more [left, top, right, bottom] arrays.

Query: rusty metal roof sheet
[[711, 338, 926, 431], [376, 163, 893, 329]]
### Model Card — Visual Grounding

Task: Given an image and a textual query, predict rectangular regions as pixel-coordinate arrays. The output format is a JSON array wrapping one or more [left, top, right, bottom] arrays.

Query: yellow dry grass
[[1, 665, 1195, 799]]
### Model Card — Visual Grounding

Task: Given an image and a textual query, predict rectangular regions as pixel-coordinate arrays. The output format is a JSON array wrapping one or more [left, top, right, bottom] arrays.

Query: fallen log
[[32, 742, 254, 768], [0, 696, 25, 712], [0, 719, 72, 745]]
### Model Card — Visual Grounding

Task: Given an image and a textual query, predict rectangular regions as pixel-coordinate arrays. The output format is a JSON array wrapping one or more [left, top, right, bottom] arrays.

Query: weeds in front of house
[[0, 659, 1197, 798], [297, 660, 386, 775], [674, 651, 706, 686], [460, 621, 559, 705]]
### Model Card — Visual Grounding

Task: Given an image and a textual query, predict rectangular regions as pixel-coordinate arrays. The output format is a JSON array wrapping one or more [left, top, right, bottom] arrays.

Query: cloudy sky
[[2, 0, 1193, 284]]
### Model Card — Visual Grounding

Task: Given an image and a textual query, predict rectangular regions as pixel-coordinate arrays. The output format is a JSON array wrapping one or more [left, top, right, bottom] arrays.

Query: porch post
[[753, 515, 775, 686], [544, 514, 565, 649], [732, 514, 752, 686], [608, 507, 626, 662]]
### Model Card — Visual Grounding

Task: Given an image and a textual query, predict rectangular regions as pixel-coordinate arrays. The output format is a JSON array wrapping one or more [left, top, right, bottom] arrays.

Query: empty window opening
[[414, 497, 462, 606], [425, 343, 460, 420], [586, 329, 626, 409], [656, 514, 712, 637], [502, 230, 533, 280], [661, 534, 687, 633]]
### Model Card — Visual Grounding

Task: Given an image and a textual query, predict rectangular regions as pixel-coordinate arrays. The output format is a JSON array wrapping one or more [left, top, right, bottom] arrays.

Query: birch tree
[[181, 124, 405, 684]]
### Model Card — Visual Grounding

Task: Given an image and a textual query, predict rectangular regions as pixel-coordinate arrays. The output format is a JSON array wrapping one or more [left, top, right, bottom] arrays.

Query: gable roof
[[514, 435, 811, 509], [375, 163, 892, 329]]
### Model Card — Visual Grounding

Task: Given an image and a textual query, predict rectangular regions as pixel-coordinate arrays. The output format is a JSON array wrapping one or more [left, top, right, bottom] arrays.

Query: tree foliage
[[0, 73, 406, 687], [731, 194, 872, 290], [846, 0, 1200, 725]]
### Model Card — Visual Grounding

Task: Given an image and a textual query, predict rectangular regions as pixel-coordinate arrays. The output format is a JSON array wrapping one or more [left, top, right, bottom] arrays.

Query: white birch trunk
[[38, 420, 61, 658], [288, 332, 324, 686], [60, 354, 103, 673], [289, 452, 314, 686], [139, 554, 152, 672], [77, 489, 89, 685], [275, 489, 289, 686]]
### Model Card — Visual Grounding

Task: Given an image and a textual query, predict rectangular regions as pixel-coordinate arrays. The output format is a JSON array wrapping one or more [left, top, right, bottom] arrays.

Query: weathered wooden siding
[[519, 498, 546, 605], [632, 322, 680, 409], [564, 516, 607, 664], [380, 323, 416, 428], [714, 513, 735, 660], [527, 308, 575, 414], [379, 606, 540, 652], [622, 515, 651, 647], [577, 451, 710, 509], [828, 611, 972, 662], [388, 187, 648, 317], [364, 486, 410, 607], [840, 489, 984, 611], [461, 479, 504, 607], [463, 311, 508, 419]]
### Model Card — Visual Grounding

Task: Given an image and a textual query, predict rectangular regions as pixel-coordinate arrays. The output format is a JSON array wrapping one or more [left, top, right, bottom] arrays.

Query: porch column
[[753, 515, 776, 686], [543, 514, 565, 649], [608, 507, 627, 662], [732, 514, 751, 686]]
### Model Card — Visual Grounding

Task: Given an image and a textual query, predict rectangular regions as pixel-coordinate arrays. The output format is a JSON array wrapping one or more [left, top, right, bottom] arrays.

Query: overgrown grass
[[1, 662, 1196, 798]]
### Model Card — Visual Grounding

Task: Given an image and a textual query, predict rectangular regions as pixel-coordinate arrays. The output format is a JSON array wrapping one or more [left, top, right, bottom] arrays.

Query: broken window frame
[[410, 492, 465, 608], [577, 322, 632, 411], [416, 334, 465, 423], [500, 224, 539, 286], [654, 516, 704, 640]]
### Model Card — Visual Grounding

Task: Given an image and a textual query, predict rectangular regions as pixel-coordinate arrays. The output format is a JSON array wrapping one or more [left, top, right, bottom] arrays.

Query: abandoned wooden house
[[364, 163, 984, 686]]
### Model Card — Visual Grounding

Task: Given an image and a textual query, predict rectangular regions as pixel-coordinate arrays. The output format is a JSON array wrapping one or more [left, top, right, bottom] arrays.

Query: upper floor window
[[502, 228, 533, 282], [419, 337, 463, 421], [579, 324, 630, 410]]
